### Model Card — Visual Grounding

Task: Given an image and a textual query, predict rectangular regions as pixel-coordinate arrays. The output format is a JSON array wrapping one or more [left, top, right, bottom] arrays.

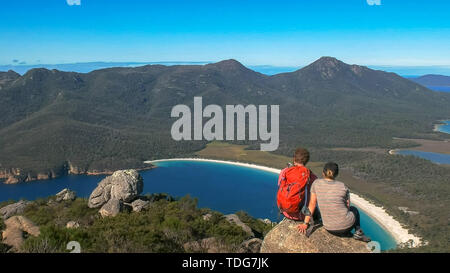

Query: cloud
[[366, 0, 381, 5], [66, 0, 81, 6]]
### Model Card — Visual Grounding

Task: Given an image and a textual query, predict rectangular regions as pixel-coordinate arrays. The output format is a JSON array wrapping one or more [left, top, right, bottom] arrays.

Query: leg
[[348, 206, 361, 231], [349, 206, 371, 242], [326, 228, 353, 238]]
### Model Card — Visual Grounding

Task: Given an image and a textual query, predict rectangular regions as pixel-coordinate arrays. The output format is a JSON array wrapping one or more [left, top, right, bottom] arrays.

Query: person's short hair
[[323, 162, 339, 179], [293, 148, 310, 165]]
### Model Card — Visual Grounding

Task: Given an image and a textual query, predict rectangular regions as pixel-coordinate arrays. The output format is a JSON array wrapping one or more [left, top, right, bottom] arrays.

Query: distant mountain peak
[[0, 70, 20, 79], [299, 56, 349, 79], [299, 56, 372, 79], [311, 56, 346, 69], [207, 59, 247, 70]]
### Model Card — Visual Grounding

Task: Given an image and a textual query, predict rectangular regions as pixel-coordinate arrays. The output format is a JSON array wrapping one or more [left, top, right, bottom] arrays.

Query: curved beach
[[433, 120, 450, 134], [145, 158, 423, 248]]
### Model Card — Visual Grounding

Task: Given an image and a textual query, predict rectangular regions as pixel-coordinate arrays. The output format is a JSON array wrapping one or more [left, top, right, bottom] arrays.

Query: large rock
[[99, 199, 123, 217], [224, 214, 254, 238], [238, 238, 263, 253], [55, 188, 76, 202], [0, 200, 29, 219], [88, 170, 143, 208], [2, 216, 40, 251], [130, 198, 149, 212], [260, 218, 370, 253]]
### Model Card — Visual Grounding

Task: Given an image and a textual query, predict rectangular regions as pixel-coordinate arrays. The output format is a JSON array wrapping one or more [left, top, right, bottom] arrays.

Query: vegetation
[[1, 58, 450, 252], [7, 195, 270, 253], [1, 58, 450, 179]]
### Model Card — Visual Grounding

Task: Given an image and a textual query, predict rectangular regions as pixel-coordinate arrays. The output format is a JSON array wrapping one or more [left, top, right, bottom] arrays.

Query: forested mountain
[[411, 74, 450, 86], [1, 57, 449, 181]]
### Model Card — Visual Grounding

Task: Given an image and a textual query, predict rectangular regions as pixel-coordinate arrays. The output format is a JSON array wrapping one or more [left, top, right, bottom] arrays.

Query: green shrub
[[16, 194, 271, 253]]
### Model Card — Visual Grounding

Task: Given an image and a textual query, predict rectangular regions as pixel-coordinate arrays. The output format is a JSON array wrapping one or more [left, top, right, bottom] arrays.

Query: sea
[[0, 159, 398, 250]]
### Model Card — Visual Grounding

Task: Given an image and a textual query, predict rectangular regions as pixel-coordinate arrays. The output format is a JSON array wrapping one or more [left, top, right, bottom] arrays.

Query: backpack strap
[[301, 170, 312, 217]]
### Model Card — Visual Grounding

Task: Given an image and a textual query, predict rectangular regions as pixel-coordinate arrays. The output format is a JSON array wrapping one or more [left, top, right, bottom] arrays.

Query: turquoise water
[[0, 160, 397, 250], [393, 121, 450, 164], [395, 150, 450, 165], [436, 120, 450, 134]]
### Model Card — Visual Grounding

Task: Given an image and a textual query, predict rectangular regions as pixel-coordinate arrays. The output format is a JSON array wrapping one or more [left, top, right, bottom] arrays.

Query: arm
[[346, 189, 350, 209], [297, 193, 317, 233]]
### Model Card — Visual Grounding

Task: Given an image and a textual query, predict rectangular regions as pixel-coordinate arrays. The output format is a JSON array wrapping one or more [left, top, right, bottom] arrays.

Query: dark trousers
[[326, 206, 361, 236]]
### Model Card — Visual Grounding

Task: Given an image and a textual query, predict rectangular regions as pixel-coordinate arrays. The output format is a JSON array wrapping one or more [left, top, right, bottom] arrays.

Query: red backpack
[[276, 165, 311, 218]]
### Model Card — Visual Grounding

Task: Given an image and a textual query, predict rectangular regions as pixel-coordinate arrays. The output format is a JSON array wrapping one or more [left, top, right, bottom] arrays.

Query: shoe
[[353, 229, 371, 242]]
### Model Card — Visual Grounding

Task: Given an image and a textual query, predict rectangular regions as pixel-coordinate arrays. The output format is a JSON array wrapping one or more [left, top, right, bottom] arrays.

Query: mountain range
[[1, 57, 449, 182]]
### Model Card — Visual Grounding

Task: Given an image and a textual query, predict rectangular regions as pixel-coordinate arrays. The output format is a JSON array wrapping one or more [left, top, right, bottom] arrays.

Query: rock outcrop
[[55, 188, 76, 202], [238, 238, 263, 253], [260, 218, 370, 253], [130, 198, 150, 212], [2, 216, 40, 251], [224, 214, 254, 238], [88, 169, 143, 208], [0, 200, 30, 219], [99, 199, 124, 217], [0, 168, 21, 184], [183, 237, 231, 253]]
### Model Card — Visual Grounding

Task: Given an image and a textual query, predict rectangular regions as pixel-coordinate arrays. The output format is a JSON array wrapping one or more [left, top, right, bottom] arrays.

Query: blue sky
[[1, 0, 450, 67]]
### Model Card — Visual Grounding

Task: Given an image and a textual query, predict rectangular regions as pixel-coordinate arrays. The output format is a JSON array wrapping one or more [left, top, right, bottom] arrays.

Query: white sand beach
[[145, 157, 424, 248], [388, 149, 399, 155]]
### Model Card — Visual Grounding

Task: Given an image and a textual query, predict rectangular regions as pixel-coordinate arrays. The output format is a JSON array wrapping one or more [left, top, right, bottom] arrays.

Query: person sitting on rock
[[277, 147, 320, 235], [297, 162, 371, 242]]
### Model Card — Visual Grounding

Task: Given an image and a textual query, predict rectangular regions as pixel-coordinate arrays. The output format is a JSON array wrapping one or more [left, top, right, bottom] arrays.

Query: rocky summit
[[260, 218, 370, 253]]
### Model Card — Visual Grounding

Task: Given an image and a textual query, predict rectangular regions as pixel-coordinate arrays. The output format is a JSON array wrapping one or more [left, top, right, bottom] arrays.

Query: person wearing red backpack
[[276, 147, 319, 228]]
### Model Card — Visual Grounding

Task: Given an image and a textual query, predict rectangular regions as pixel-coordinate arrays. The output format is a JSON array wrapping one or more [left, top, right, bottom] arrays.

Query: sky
[[1, 0, 450, 67]]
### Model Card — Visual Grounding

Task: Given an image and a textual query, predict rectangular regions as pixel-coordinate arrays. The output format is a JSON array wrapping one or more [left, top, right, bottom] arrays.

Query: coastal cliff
[[0, 162, 155, 184]]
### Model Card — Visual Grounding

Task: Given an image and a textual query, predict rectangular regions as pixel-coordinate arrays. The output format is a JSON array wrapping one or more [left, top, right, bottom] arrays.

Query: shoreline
[[1, 165, 156, 185], [433, 120, 450, 134], [146, 157, 423, 248]]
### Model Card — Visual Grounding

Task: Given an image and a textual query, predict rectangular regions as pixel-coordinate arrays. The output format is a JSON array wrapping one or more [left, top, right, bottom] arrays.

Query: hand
[[297, 223, 309, 234]]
